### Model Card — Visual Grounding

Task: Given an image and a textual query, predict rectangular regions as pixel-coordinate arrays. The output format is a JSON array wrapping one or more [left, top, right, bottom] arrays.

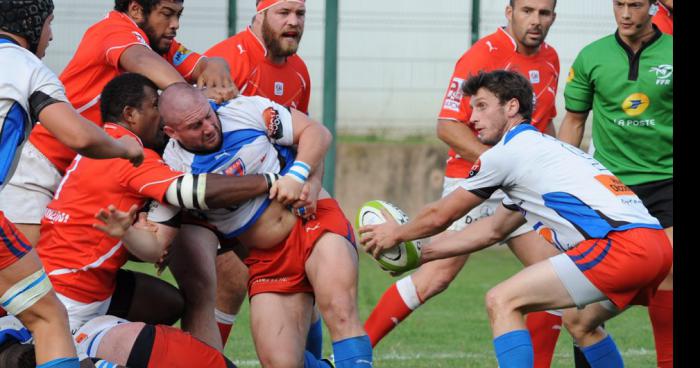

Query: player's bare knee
[[258, 352, 302, 368], [318, 294, 357, 328], [484, 287, 517, 320], [562, 312, 598, 341]]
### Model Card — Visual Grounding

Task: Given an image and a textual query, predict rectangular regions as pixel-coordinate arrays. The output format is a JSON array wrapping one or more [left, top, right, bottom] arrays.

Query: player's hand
[[291, 179, 321, 219], [359, 208, 401, 259], [197, 57, 238, 103], [269, 176, 304, 206], [118, 136, 144, 167], [93, 204, 138, 238]]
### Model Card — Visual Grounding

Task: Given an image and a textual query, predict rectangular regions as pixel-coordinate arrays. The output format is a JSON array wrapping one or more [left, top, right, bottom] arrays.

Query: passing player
[[0, 0, 237, 246], [0, 1, 143, 367], [364, 0, 564, 366], [360, 70, 672, 368]]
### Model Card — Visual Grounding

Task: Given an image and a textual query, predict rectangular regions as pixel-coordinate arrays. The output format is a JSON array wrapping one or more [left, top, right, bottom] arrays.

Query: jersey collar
[[245, 26, 268, 58], [503, 121, 536, 145], [104, 123, 144, 147], [496, 27, 518, 52], [0, 35, 20, 46]]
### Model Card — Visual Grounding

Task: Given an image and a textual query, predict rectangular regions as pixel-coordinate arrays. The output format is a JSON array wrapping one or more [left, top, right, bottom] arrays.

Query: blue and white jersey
[[161, 96, 296, 238], [459, 123, 661, 251], [0, 38, 67, 191]]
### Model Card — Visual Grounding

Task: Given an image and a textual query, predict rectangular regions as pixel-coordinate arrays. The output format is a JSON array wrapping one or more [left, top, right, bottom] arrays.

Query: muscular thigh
[[507, 231, 560, 267], [250, 292, 313, 363]]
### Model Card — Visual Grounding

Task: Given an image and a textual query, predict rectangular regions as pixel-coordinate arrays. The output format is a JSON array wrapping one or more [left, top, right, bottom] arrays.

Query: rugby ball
[[356, 200, 422, 274]]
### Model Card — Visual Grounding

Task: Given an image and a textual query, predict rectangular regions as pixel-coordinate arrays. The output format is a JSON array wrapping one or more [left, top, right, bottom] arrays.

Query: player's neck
[[0, 31, 28, 49], [618, 24, 656, 54]]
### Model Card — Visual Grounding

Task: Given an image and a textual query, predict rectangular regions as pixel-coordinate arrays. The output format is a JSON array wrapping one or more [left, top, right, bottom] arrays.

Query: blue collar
[[503, 121, 536, 145], [0, 35, 20, 46]]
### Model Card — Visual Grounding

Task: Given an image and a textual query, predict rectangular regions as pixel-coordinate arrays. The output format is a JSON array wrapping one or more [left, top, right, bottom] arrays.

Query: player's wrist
[[263, 172, 280, 190], [284, 161, 311, 184]]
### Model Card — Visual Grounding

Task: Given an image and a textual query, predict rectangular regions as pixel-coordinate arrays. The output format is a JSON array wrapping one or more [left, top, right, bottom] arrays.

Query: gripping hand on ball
[[359, 208, 401, 259]]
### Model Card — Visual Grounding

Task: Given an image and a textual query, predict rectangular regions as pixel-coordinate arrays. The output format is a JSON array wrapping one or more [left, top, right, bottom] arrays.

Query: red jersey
[[652, 3, 673, 35], [204, 27, 311, 113], [438, 27, 559, 178], [37, 124, 183, 303], [29, 11, 204, 174]]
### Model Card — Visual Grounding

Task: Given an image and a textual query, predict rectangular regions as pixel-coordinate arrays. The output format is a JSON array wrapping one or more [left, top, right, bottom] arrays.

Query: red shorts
[[565, 227, 672, 309], [147, 325, 231, 368], [0, 211, 32, 269], [244, 199, 356, 297]]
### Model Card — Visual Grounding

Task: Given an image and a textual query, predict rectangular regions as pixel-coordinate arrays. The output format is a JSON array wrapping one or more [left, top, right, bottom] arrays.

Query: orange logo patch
[[595, 175, 634, 196], [75, 332, 88, 343], [262, 107, 283, 139]]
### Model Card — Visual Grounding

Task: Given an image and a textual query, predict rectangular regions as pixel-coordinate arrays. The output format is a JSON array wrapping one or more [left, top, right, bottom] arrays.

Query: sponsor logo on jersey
[[529, 70, 540, 84], [443, 77, 465, 112], [132, 31, 147, 46], [74, 333, 88, 344], [224, 158, 246, 177], [649, 64, 672, 85], [263, 107, 284, 139], [173, 45, 193, 67], [486, 41, 498, 53], [566, 67, 574, 83], [468, 159, 481, 178], [594, 175, 635, 196], [274, 82, 284, 96], [621, 93, 650, 116]]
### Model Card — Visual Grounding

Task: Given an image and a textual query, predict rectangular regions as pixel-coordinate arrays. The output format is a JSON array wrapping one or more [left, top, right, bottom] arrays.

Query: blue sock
[[306, 318, 324, 359], [493, 329, 533, 368], [581, 335, 624, 368], [304, 350, 332, 368], [332, 335, 372, 368], [37, 357, 80, 368]]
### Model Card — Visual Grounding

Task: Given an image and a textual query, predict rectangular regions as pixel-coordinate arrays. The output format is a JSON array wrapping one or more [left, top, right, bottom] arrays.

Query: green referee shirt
[[564, 26, 672, 186]]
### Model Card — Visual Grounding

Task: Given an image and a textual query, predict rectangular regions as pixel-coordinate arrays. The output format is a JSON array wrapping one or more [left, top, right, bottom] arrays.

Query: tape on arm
[[165, 174, 209, 210], [0, 269, 53, 316]]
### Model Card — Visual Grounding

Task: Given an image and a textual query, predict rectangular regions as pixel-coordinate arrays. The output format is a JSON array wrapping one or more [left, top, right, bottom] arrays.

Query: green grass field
[[125, 246, 656, 367]]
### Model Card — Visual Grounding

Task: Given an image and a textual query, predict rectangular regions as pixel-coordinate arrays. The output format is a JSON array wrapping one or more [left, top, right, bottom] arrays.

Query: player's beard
[[140, 21, 170, 55], [261, 15, 302, 58]]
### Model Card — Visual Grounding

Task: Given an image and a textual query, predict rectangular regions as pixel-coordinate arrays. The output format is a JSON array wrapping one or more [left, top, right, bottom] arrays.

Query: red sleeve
[[164, 39, 204, 80], [120, 150, 183, 202], [437, 45, 492, 123], [103, 26, 151, 69], [204, 38, 251, 90]]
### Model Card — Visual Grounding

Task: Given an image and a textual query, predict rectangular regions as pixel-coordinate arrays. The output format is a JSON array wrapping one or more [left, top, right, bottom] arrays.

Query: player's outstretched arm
[[119, 44, 187, 90], [39, 102, 144, 166], [420, 205, 526, 264], [163, 173, 271, 210], [557, 111, 589, 147], [360, 187, 484, 259], [436, 118, 490, 163]]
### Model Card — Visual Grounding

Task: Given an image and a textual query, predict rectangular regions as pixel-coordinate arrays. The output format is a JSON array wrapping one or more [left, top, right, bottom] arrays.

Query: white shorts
[[442, 177, 531, 239], [56, 292, 112, 335], [548, 254, 617, 312], [74, 314, 129, 360], [0, 141, 61, 224]]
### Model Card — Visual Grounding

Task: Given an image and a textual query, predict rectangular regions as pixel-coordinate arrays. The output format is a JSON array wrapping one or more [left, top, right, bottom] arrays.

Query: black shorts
[[628, 178, 673, 228]]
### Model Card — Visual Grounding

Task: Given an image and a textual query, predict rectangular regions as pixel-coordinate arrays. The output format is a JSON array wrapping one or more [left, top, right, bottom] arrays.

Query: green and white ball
[[356, 200, 422, 274]]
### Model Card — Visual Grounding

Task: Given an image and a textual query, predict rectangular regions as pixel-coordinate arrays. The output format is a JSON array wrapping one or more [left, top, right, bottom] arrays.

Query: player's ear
[[122, 105, 138, 127], [128, 1, 145, 23], [505, 98, 520, 118], [163, 125, 176, 139]]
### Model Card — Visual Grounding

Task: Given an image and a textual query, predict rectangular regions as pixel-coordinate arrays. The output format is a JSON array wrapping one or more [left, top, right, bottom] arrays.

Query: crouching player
[[144, 84, 372, 367], [360, 70, 672, 368]]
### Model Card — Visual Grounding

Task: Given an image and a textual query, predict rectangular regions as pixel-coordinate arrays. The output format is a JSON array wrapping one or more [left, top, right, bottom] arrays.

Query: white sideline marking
[[231, 348, 655, 366]]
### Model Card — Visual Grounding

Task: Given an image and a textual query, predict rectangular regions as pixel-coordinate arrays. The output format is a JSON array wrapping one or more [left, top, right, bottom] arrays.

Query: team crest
[[263, 107, 284, 139], [529, 70, 540, 84], [274, 82, 284, 96], [132, 31, 147, 46], [173, 45, 193, 67], [224, 158, 246, 177]]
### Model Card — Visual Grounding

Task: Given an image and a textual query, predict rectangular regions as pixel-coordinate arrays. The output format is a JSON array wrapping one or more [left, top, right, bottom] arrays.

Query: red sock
[[649, 290, 673, 368], [364, 277, 422, 347], [215, 309, 236, 348], [526, 310, 562, 368]]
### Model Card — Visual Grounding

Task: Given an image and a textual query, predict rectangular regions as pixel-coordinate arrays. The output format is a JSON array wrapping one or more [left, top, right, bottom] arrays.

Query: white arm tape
[[165, 173, 209, 210], [0, 269, 53, 316]]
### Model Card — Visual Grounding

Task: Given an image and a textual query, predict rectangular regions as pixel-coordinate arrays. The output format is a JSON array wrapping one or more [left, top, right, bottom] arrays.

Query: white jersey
[[160, 96, 296, 237], [0, 38, 67, 191], [459, 123, 661, 251]]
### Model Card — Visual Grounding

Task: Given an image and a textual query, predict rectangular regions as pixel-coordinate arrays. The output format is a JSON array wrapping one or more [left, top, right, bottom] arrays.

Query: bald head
[[160, 83, 223, 152], [159, 83, 210, 128]]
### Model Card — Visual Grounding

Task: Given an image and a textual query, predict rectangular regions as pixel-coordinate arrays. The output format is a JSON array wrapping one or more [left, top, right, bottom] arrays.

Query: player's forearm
[[557, 111, 588, 147], [396, 201, 455, 244], [436, 119, 489, 162], [420, 222, 502, 264], [119, 45, 186, 89], [294, 122, 332, 172], [39, 103, 132, 159], [204, 174, 269, 208]]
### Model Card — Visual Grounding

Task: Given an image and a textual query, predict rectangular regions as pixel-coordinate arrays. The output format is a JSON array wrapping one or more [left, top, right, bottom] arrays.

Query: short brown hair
[[462, 70, 534, 120]]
